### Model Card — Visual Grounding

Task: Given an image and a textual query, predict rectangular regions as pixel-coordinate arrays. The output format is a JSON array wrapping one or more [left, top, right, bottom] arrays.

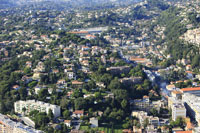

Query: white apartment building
[[67, 72, 76, 80], [168, 96, 182, 109], [172, 103, 186, 121], [149, 116, 159, 128], [14, 100, 61, 118], [137, 111, 148, 126], [136, 111, 160, 127], [182, 93, 200, 125], [132, 96, 151, 112], [0, 113, 43, 133]]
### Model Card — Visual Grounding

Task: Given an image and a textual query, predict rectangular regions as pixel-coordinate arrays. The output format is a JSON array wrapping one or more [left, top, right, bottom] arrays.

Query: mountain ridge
[[0, 0, 142, 8]]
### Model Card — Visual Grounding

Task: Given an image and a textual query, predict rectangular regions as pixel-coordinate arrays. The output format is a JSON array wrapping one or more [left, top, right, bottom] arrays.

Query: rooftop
[[73, 110, 84, 114], [172, 90, 182, 95], [175, 131, 192, 133], [181, 87, 200, 92], [72, 80, 84, 85], [0, 113, 42, 133], [172, 103, 185, 109], [64, 120, 71, 123]]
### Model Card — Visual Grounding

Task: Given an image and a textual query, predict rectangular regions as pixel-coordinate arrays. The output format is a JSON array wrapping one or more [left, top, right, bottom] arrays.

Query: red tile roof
[[72, 80, 84, 85], [129, 57, 147, 61], [69, 31, 89, 34], [181, 87, 200, 92], [64, 120, 71, 123], [172, 90, 182, 94], [73, 110, 84, 114], [175, 131, 192, 133]]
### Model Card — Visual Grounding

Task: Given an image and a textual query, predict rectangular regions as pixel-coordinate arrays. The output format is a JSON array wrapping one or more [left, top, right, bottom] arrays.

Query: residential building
[[166, 84, 176, 92], [133, 126, 142, 133], [72, 81, 84, 88], [171, 90, 182, 100], [64, 120, 71, 127], [119, 77, 142, 85], [14, 100, 61, 118], [33, 62, 45, 73], [174, 131, 192, 133], [137, 111, 148, 126], [172, 103, 186, 121], [21, 76, 33, 84], [106, 66, 130, 75], [0, 113, 42, 133], [67, 72, 76, 80], [57, 79, 66, 85], [146, 125, 157, 133], [35, 86, 42, 94], [182, 93, 200, 125], [90, 117, 98, 128], [186, 71, 193, 79], [168, 97, 182, 109], [149, 116, 159, 128], [181, 87, 200, 96], [12, 85, 20, 90], [72, 110, 84, 118], [131, 96, 151, 112], [129, 57, 151, 65]]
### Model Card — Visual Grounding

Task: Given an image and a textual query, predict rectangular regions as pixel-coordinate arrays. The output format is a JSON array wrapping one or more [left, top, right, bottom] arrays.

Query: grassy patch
[[80, 125, 123, 133], [80, 126, 90, 130], [98, 127, 122, 133], [82, 89, 89, 94]]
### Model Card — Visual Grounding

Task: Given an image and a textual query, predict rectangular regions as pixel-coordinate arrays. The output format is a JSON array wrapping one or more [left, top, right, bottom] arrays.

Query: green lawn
[[80, 126, 90, 130], [82, 89, 90, 94], [98, 127, 122, 133], [80, 126, 123, 133]]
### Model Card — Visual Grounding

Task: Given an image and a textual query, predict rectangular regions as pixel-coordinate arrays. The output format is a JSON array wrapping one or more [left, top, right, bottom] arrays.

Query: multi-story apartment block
[[168, 97, 182, 109], [0, 113, 42, 133], [135, 111, 160, 128], [131, 96, 151, 112], [182, 93, 200, 125], [149, 116, 159, 128], [181, 87, 200, 96], [14, 100, 60, 118], [172, 103, 186, 121], [171, 90, 182, 100]]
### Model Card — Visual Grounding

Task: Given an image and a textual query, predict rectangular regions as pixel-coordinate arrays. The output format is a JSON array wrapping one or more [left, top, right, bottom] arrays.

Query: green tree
[[108, 77, 121, 90], [121, 99, 127, 109], [48, 109, 54, 120], [29, 110, 39, 117], [73, 89, 83, 98], [35, 112, 49, 128], [74, 97, 87, 110], [192, 55, 200, 67], [63, 110, 70, 119], [112, 89, 128, 101], [0, 101, 6, 114], [18, 87, 27, 100], [28, 81, 38, 88], [150, 108, 158, 117], [22, 107, 26, 115], [38, 88, 49, 101], [24, 67, 31, 75]]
